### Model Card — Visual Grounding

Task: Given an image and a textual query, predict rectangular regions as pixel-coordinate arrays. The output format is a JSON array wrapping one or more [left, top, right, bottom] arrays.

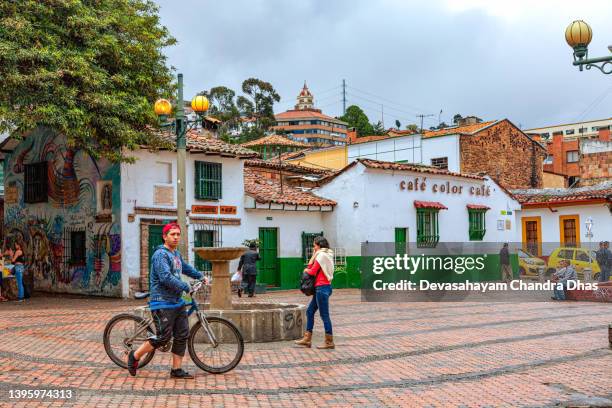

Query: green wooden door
[[395, 227, 408, 254], [194, 230, 214, 272], [148, 225, 164, 262], [147, 225, 164, 289], [258, 228, 279, 287]]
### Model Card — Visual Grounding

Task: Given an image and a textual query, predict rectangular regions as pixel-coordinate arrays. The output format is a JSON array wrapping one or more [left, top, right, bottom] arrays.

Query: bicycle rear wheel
[[188, 316, 244, 374], [103, 313, 156, 369]]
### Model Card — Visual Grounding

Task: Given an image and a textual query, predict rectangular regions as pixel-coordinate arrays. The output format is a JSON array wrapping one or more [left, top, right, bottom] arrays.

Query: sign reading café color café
[[399, 177, 491, 197]]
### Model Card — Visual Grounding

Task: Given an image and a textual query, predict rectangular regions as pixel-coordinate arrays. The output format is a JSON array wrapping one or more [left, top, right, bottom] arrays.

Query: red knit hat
[[162, 222, 181, 236]]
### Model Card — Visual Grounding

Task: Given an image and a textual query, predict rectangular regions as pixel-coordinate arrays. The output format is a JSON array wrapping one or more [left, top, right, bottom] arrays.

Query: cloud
[[154, 0, 612, 128]]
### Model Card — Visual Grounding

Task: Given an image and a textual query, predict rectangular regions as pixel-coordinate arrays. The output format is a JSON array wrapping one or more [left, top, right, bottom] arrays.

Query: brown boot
[[317, 334, 335, 349], [294, 331, 312, 347]]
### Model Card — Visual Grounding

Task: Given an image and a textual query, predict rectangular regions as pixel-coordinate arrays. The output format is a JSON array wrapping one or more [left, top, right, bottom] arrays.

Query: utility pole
[[417, 114, 434, 133], [342, 79, 346, 115], [176, 73, 188, 258]]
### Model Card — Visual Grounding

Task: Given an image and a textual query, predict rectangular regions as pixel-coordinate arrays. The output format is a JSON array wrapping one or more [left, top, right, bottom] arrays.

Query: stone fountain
[[195, 247, 246, 310], [192, 247, 306, 343]]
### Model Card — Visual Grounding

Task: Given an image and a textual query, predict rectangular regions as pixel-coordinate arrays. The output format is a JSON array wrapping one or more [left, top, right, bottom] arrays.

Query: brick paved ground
[[0, 289, 611, 407]]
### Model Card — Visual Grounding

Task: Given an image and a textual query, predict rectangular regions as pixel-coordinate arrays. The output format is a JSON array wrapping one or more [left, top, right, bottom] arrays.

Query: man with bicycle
[[128, 222, 203, 379]]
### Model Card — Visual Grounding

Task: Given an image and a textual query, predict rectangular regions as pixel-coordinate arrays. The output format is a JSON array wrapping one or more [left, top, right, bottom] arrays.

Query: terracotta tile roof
[[349, 135, 392, 145], [414, 201, 448, 210], [244, 167, 336, 207], [466, 204, 491, 210], [357, 158, 485, 180], [241, 134, 310, 148], [511, 181, 612, 205], [245, 159, 333, 176], [279, 149, 309, 161], [275, 109, 348, 125], [422, 120, 498, 138], [148, 130, 259, 158], [387, 128, 417, 136]]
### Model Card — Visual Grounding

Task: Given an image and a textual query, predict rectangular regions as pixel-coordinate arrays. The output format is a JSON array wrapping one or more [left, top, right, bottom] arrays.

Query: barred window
[[416, 209, 439, 248], [70, 231, 86, 265], [468, 210, 487, 241], [430, 157, 448, 170], [24, 162, 48, 203]]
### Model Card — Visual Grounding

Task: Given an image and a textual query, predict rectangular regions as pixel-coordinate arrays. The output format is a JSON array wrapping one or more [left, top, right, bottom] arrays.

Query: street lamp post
[[154, 73, 209, 257], [565, 20, 612, 75]]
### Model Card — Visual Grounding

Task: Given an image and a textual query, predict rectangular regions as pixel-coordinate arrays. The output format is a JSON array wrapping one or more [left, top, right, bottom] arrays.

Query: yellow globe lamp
[[191, 95, 209, 115], [565, 20, 592, 59], [154, 98, 172, 122]]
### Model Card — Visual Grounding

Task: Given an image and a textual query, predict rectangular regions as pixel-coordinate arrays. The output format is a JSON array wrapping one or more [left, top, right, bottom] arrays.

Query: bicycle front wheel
[[188, 316, 244, 374], [103, 313, 156, 369]]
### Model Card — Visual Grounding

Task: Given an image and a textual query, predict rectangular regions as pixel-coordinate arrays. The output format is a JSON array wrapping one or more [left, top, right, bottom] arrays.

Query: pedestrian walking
[[295, 236, 335, 349], [595, 241, 611, 282], [237, 242, 260, 297], [499, 243, 513, 283]]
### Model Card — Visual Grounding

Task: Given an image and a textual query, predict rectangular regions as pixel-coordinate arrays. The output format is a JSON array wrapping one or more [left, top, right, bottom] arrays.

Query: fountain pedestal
[[194, 247, 245, 310]]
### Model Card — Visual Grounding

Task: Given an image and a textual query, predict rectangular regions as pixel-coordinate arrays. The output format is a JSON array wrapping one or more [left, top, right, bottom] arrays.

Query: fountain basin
[[133, 301, 306, 343], [199, 302, 307, 343]]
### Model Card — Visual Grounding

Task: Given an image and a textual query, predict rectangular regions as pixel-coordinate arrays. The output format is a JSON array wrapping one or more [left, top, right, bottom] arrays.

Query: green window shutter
[[195, 161, 222, 200], [468, 210, 486, 241], [416, 209, 440, 248]]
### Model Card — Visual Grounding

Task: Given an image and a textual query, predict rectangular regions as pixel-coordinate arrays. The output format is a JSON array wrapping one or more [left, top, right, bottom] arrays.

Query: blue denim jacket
[[149, 245, 203, 303]]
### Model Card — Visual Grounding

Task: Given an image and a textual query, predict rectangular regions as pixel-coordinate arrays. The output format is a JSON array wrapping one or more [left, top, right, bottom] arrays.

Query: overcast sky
[[154, 0, 611, 130]]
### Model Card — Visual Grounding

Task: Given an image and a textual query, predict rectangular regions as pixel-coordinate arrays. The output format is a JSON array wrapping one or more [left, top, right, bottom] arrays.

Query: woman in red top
[[295, 236, 335, 349]]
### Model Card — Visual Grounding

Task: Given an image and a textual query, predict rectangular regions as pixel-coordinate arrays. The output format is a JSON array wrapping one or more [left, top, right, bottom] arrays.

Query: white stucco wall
[[316, 163, 520, 256], [346, 134, 461, 172], [348, 135, 423, 164], [120, 149, 245, 294], [516, 204, 611, 249], [421, 135, 461, 172], [242, 210, 326, 258]]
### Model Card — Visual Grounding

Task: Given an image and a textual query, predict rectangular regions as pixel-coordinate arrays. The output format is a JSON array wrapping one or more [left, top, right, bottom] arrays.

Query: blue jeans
[[306, 284, 333, 335], [599, 269, 610, 283], [14, 264, 25, 300], [553, 281, 567, 300]]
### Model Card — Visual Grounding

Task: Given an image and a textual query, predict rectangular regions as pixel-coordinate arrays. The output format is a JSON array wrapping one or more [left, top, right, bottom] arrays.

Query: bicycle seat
[[134, 291, 150, 300]]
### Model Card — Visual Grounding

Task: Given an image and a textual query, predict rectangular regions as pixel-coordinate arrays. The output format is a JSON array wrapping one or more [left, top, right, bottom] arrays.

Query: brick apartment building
[[424, 118, 547, 189], [542, 127, 611, 187]]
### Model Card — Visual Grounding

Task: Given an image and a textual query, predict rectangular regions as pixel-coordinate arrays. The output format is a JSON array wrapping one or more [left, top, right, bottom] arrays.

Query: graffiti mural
[[3, 127, 121, 296]]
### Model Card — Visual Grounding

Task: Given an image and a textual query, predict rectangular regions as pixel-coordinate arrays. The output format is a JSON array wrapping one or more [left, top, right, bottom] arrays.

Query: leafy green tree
[[340, 105, 374, 136], [406, 124, 419, 132], [0, 0, 176, 162], [237, 78, 280, 133], [372, 121, 385, 135], [395, 120, 401, 129], [453, 113, 463, 124], [200, 86, 241, 141]]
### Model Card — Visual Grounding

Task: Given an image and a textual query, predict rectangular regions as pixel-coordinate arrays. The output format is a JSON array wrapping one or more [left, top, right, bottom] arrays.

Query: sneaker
[[127, 350, 139, 376], [170, 368, 194, 379]]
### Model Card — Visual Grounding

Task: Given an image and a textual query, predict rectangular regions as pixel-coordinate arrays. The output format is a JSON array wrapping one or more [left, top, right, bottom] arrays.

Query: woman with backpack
[[295, 236, 335, 349]]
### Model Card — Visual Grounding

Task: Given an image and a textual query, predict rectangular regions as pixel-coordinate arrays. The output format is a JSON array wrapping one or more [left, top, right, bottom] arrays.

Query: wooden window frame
[[195, 161, 222, 200]]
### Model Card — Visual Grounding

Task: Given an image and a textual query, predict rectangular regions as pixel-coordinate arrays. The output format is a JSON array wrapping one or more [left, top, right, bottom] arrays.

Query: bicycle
[[103, 279, 244, 374]]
